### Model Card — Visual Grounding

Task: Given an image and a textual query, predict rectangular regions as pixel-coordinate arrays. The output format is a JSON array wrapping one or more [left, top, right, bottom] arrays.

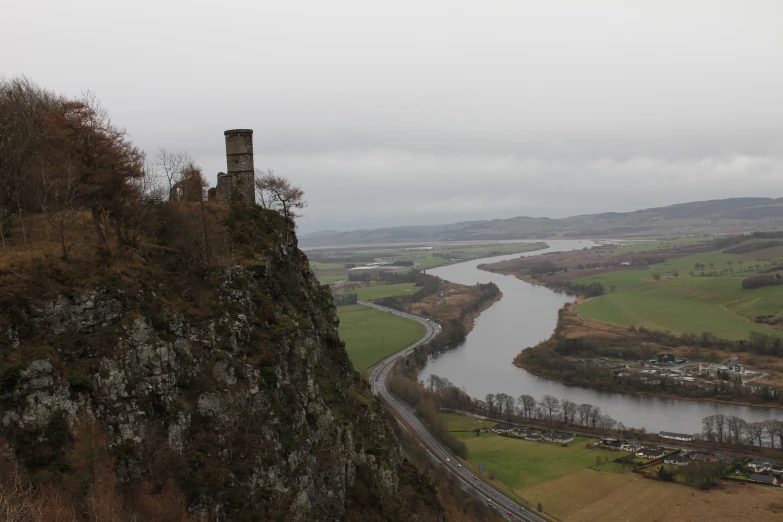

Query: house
[[659, 431, 694, 442], [749, 473, 777, 485], [688, 452, 718, 463], [511, 427, 531, 438], [663, 455, 690, 466], [620, 443, 643, 453], [525, 433, 542, 442], [598, 438, 625, 450], [748, 460, 772, 473], [637, 447, 666, 459], [545, 432, 575, 444], [491, 422, 514, 434], [770, 465, 783, 476]]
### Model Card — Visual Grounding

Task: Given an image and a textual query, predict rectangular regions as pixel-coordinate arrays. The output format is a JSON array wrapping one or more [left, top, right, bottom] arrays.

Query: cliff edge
[[0, 204, 443, 521]]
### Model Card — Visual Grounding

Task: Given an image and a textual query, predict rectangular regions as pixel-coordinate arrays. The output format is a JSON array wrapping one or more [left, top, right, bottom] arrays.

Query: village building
[[545, 432, 575, 444], [659, 431, 694, 442], [598, 437, 625, 450], [637, 447, 666, 459], [663, 455, 690, 466], [749, 473, 777, 485], [491, 422, 514, 434], [748, 460, 773, 473]]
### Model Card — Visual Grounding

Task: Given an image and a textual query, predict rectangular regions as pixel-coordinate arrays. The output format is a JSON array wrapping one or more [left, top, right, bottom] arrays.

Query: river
[[419, 240, 781, 434]]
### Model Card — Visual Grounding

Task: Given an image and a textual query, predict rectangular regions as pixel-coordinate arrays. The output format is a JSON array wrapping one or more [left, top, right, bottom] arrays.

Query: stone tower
[[222, 129, 256, 204]]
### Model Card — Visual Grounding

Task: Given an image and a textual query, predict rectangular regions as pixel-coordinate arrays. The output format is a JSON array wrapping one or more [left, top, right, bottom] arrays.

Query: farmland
[[352, 282, 419, 300], [444, 414, 783, 522], [452, 431, 617, 489], [336, 304, 425, 372], [573, 267, 783, 340], [309, 241, 546, 282], [517, 469, 782, 522], [516, 235, 783, 340]]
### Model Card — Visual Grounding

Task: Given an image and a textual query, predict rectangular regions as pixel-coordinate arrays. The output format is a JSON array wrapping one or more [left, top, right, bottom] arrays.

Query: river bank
[[479, 244, 783, 410], [420, 241, 781, 435]]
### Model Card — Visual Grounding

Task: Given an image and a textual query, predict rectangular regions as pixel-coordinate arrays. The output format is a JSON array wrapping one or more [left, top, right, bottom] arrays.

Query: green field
[[337, 304, 426, 371], [573, 268, 783, 340], [443, 414, 618, 489], [310, 261, 347, 270], [352, 282, 419, 300], [414, 257, 450, 269], [317, 274, 347, 282]]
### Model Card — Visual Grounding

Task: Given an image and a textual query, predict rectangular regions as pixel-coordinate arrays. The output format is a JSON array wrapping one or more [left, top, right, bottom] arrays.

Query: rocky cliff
[[0, 206, 443, 521]]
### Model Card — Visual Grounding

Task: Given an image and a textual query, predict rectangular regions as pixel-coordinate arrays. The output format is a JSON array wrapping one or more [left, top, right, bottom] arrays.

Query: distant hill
[[301, 197, 783, 247]]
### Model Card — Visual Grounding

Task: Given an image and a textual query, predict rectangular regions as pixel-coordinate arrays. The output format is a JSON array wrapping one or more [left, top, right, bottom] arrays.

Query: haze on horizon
[[4, 0, 782, 235]]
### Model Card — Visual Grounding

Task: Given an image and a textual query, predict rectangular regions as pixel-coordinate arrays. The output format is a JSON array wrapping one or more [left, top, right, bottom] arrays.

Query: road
[[361, 300, 546, 522]]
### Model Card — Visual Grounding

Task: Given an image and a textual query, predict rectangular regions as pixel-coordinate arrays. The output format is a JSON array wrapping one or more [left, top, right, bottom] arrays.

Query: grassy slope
[[337, 304, 426, 372], [571, 244, 783, 339]]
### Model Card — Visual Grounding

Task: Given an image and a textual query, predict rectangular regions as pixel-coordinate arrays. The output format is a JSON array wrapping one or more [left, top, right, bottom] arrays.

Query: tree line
[[478, 391, 621, 431], [701, 414, 783, 449]]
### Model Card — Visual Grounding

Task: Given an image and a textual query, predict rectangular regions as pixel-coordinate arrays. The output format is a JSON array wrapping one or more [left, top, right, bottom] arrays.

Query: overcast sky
[[4, 1, 783, 234]]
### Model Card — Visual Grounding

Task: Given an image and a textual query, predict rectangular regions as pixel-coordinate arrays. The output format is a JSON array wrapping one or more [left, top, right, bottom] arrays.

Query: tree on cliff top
[[255, 168, 307, 221]]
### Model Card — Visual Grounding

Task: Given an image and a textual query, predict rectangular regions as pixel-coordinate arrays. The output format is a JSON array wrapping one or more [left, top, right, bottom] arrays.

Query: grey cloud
[[4, 1, 782, 234]]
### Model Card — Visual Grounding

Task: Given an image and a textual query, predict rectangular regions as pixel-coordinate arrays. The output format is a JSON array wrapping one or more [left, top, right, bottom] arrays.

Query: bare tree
[[589, 406, 601, 428], [517, 394, 536, 418], [578, 404, 593, 426], [254, 169, 307, 221], [561, 400, 576, 424], [540, 395, 560, 425], [154, 147, 190, 191], [713, 414, 727, 443], [484, 394, 496, 414], [37, 165, 83, 260], [765, 420, 783, 449], [598, 414, 617, 432], [702, 415, 715, 442], [747, 422, 765, 447], [727, 416, 746, 445]]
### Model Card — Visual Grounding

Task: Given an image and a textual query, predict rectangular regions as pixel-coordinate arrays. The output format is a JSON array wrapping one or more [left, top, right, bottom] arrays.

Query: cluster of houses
[[596, 438, 669, 459], [485, 423, 575, 445], [632, 356, 760, 384], [743, 460, 783, 485]]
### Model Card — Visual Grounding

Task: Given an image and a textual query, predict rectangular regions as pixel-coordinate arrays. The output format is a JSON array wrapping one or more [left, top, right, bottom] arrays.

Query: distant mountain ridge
[[302, 197, 783, 247]]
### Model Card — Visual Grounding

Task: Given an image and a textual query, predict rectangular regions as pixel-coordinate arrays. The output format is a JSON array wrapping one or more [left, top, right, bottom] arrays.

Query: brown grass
[[518, 469, 783, 522]]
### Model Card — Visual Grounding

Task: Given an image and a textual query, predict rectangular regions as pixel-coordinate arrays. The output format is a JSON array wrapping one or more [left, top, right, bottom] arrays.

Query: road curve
[[361, 300, 546, 522]]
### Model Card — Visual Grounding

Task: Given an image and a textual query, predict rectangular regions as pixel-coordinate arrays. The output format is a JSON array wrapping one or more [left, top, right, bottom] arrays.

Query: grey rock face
[[0, 230, 435, 521]]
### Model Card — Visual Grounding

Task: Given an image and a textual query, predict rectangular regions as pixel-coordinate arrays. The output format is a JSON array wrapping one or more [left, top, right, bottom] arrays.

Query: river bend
[[419, 240, 780, 434]]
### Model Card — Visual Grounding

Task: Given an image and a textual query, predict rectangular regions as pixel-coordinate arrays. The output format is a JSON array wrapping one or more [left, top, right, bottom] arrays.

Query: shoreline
[[478, 252, 783, 412], [513, 358, 783, 411]]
